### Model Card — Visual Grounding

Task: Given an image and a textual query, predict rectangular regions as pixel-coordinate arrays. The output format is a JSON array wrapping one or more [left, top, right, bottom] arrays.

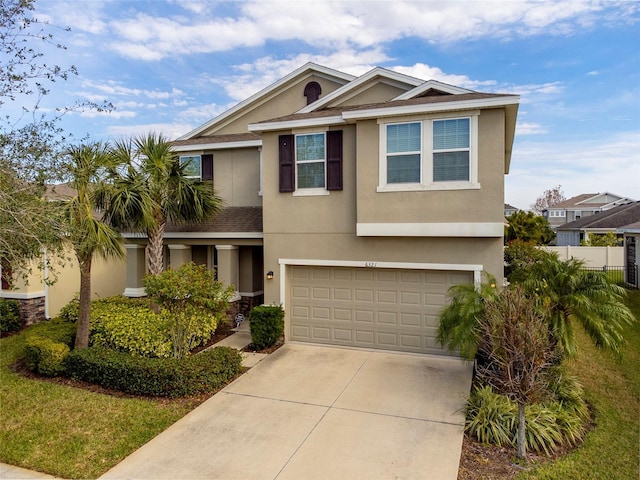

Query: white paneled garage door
[[289, 266, 473, 356]]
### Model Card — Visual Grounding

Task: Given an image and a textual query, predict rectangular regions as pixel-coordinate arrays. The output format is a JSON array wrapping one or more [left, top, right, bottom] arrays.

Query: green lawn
[[0, 328, 200, 479], [517, 289, 640, 479]]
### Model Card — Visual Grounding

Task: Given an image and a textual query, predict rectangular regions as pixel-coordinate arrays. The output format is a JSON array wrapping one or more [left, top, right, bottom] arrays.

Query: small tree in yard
[[144, 263, 235, 358], [476, 286, 554, 460]]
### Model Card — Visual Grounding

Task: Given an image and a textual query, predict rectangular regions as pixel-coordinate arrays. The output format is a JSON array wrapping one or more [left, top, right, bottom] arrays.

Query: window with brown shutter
[[326, 130, 343, 191], [279, 134, 295, 192], [201, 154, 213, 181]]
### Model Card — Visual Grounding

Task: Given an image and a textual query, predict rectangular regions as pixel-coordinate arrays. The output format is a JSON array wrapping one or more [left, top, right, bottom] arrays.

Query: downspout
[[44, 249, 50, 319]]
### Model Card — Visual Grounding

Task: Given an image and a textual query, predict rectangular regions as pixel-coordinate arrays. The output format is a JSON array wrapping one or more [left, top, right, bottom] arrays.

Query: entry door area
[[289, 266, 473, 356]]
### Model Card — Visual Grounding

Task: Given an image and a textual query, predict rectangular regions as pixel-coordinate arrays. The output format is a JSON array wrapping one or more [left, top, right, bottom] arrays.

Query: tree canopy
[[531, 185, 566, 215], [505, 210, 555, 245]]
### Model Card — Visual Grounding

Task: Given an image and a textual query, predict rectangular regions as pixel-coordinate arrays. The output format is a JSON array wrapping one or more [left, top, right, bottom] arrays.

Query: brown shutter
[[326, 130, 343, 191], [279, 134, 295, 192], [201, 154, 213, 181]]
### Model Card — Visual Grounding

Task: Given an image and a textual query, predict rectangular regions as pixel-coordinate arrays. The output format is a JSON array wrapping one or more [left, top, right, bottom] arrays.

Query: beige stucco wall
[[207, 75, 347, 136], [355, 108, 506, 225], [260, 107, 509, 305], [331, 82, 408, 108], [47, 248, 127, 317], [1, 246, 126, 318]]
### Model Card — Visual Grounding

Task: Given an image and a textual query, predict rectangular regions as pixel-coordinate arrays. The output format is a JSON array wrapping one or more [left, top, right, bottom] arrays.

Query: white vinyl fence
[[541, 246, 624, 268]]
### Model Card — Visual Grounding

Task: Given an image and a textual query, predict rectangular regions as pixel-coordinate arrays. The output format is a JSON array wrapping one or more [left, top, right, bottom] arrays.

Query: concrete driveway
[[100, 344, 473, 480]]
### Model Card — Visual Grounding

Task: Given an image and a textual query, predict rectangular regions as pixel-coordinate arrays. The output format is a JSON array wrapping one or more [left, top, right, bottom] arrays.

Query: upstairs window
[[433, 118, 470, 182], [378, 114, 479, 192], [279, 131, 343, 194], [386, 122, 421, 183], [180, 155, 202, 179], [296, 133, 326, 189], [179, 154, 213, 181]]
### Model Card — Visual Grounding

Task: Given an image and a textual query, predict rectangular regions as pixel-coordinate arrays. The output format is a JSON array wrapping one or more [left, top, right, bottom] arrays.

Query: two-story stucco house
[[543, 192, 634, 229], [122, 63, 519, 356]]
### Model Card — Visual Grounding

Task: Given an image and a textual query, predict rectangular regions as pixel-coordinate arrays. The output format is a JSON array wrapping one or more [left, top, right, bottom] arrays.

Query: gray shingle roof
[[166, 206, 262, 233], [557, 202, 640, 230]]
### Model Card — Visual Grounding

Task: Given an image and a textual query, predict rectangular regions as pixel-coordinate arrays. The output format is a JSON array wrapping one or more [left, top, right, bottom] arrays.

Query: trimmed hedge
[[23, 320, 76, 377], [0, 298, 21, 334], [24, 336, 70, 377], [65, 346, 243, 398], [249, 305, 284, 350]]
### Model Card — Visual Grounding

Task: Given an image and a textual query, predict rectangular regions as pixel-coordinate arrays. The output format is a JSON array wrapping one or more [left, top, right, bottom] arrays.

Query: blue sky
[[18, 0, 640, 209]]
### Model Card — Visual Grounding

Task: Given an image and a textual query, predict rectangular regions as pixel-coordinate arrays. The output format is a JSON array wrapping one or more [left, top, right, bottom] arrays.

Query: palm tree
[[510, 252, 635, 357], [437, 273, 500, 360], [64, 143, 124, 349], [104, 133, 223, 275]]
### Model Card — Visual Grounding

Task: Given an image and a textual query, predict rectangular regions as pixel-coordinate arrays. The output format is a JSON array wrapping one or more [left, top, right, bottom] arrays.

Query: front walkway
[[100, 343, 473, 480]]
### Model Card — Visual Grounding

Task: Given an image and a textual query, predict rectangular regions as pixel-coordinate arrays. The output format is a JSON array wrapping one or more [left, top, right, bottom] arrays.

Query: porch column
[[168, 244, 191, 269], [123, 244, 146, 297], [216, 245, 239, 292]]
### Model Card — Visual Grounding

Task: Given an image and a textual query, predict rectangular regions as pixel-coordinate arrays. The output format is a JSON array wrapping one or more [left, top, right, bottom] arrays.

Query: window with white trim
[[549, 210, 566, 218], [296, 133, 326, 189], [378, 114, 479, 191], [179, 155, 202, 179]]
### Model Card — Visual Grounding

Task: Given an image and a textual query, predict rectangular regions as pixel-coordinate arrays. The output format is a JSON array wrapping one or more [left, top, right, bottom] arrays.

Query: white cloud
[[106, 123, 195, 139], [506, 131, 640, 209], [79, 0, 636, 61], [81, 80, 185, 100], [516, 122, 548, 135]]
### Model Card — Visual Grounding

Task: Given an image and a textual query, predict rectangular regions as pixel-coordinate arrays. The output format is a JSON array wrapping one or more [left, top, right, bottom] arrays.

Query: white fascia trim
[[356, 222, 505, 237], [248, 116, 345, 133], [123, 287, 147, 298], [297, 67, 423, 114], [178, 63, 355, 140], [171, 140, 262, 152], [0, 291, 46, 299], [342, 96, 520, 120], [279, 258, 483, 271], [394, 80, 474, 100], [277, 258, 483, 306]]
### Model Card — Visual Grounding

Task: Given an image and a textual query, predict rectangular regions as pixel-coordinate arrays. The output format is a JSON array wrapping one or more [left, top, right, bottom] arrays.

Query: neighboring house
[[121, 62, 519, 356], [618, 221, 640, 288], [504, 203, 518, 217], [543, 192, 634, 229], [555, 201, 640, 247], [0, 184, 126, 323]]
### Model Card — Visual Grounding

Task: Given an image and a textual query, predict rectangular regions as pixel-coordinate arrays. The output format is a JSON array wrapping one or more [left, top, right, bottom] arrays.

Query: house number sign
[[364, 261, 377, 268]]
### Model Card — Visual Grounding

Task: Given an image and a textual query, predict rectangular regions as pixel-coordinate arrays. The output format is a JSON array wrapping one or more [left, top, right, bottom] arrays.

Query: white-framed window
[[179, 155, 202, 179], [378, 113, 479, 192], [295, 132, 326, 192], [549, 210, 566, 218]]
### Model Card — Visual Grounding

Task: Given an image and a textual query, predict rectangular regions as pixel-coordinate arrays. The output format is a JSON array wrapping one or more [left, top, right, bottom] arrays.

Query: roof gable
[[547, 192, 635, 211], [178, 63, 354, 140], [393, 79, 474, 100], [297, 67, 423, 114]]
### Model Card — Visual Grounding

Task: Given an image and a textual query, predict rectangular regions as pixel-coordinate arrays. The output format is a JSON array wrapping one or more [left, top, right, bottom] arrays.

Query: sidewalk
[[1, 321, 266, 480]]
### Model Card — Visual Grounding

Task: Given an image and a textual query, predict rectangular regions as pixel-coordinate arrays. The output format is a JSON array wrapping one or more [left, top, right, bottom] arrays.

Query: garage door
[[289, 266, 473, 356]]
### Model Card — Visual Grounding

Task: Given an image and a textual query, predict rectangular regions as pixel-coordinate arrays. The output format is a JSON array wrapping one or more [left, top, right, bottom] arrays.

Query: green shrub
[[58, 295, 79, 322], [465, 385, 588, 454], [0, 298, 21, 333], [65, 346, 242, 397], [144, 264, 233, 358], [24, 335, 70, 377], [89, 297, 172, 358], [249, 305, 284, 350], [26, 318, 76, 346]]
